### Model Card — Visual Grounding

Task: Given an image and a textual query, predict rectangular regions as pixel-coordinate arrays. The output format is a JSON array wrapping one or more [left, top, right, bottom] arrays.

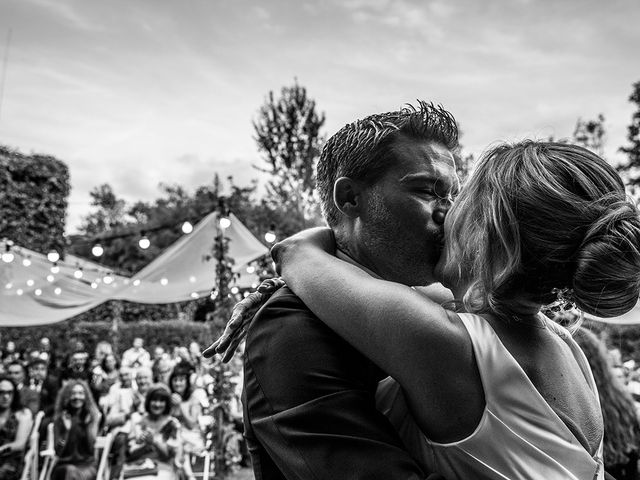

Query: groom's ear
[[333, 177, 364, 218]]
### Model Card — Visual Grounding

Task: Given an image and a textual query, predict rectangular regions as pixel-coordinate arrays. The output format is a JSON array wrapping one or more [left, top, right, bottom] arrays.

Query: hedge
[[0, 318, 217, 359]]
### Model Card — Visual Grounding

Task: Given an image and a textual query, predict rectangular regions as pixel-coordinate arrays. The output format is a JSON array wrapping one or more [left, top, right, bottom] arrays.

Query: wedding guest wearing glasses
[[0, 375, 33, 480]]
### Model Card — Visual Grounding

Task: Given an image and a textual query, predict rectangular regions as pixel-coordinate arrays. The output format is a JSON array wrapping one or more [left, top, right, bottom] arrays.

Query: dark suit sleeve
[[243, 288, 426, 480]]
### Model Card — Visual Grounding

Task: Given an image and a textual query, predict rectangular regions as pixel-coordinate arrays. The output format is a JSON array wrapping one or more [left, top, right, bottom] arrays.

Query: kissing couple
[[205, 101, 640, 480]]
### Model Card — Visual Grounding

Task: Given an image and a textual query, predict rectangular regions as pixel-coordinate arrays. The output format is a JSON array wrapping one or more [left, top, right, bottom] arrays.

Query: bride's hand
[[271, 227, 336, 274]]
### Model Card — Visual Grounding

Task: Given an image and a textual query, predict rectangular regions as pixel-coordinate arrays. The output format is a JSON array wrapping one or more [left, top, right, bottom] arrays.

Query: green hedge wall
[[0, 319, 216, 358]]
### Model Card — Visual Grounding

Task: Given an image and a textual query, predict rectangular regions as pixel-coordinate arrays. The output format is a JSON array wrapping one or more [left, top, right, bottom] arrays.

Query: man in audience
[[121, 338, 151, 370], [103, 367, 136, 431], [6, 361, 39, 415], [27, 358, 58, 417]]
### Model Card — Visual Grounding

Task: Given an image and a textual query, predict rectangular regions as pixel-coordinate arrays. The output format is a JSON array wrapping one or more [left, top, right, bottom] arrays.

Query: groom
[[213, 102, 460, 480]]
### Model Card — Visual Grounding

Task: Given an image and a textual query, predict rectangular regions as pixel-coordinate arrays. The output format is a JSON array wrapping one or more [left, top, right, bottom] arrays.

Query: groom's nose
[[432, 199, 452, 225]]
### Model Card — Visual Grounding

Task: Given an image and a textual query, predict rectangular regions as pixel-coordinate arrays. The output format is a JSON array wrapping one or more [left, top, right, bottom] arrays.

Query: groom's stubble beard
[[347, 188, 441, 287]]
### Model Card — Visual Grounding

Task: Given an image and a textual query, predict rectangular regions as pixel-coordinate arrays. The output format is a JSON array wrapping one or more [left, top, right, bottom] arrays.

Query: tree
[[573, 114, 606, 157], [0, 146, 69, 255], [619, 81, 640, 195], [253, 80, 326, 228]]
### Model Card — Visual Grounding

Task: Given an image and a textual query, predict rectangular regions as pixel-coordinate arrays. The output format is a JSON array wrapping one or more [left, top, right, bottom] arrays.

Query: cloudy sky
[[1, 0, 638, 232]]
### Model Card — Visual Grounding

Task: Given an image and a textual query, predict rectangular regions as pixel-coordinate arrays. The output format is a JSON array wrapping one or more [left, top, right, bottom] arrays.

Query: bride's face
[[433, 203, 470, 294]]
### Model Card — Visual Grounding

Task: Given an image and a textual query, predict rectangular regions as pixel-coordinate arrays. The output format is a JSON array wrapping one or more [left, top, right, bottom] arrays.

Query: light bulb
[[35, 288, 42, 296], [182, 221, 193, 234], [74, 268, 83, 279], [219, 216, 231, 229], [47, 250, 60, 263], [160, 278, 168, 286], [50, 263, 60, 274], [230, 286, 240, 295], [26, 279, 34, 287], [92, 244, 104, 257], [190, 292, 199, 299], [91, 282, 98, 289], [246, 265, 255, 274], [54, 287, 61, 295], [16, 289, 23, 296], [46, 275, 54, 282], [189, 276, 196, 283], [22, 257, 31, 267], [1, 251, 14, 263], [133, 279, 141, 286], [264, 231, 276, 243], [138, 235, 150, 250], [103, 274, 114, 285], [5, 282, 12, 289]]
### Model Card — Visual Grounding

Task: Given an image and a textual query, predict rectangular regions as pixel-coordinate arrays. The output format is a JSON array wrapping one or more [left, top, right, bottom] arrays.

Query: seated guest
[[0, 375, 33, 480], [102, 367, 135, 432], [91, 353, 120, 402], [133, 368, 153, 415], [168, 368, 202, 432], [122, 338, 151, 371], [6, 361, 39, 416], [152, 357, 173, 386], [51, 379, 101, 480], [27, 357, 59, 417], [60, 351, 92, 384], [127, 384, 181, 480], [575, 328, 640, 480]]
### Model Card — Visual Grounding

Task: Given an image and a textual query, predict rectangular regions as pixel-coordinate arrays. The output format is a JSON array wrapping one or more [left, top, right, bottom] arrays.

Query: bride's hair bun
[[573, 201, 640, 318]]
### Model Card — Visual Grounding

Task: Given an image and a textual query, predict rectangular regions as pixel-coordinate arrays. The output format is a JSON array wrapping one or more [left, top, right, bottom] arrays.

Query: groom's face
[[354, 136, 458, 286]]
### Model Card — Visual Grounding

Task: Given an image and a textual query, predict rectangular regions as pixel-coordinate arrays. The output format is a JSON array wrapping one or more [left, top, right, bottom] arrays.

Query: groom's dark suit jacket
[[243, 285, 426, 480]]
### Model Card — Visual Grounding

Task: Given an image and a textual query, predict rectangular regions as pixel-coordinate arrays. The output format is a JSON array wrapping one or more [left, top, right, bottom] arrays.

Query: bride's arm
[[273, 228, 468, 394]]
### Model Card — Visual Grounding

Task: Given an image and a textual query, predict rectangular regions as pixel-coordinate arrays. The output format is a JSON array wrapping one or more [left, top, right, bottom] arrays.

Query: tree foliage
[[573, 114, 606, 157], [619, 81, 640, 193], [253, 80, 326, 228], [0, 145, 69, 255]]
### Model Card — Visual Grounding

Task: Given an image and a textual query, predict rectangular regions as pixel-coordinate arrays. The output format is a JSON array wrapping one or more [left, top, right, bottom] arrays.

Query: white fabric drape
[[0, 212, 268, 326]]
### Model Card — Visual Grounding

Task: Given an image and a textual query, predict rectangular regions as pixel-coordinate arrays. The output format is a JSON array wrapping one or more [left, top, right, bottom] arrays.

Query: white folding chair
[[95, 433, 114, 480], [38, 423, 55, 480], [20, 411, 45, 480]]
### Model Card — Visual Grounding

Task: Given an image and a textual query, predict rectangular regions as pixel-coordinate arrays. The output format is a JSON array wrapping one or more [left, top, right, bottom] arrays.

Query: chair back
[[95, 433, 114, 480], [20, 411, 45, 480]]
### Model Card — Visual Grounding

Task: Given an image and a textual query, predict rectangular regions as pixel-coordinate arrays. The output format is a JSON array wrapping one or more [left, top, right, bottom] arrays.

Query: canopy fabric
[[0, 212, 268, 326]]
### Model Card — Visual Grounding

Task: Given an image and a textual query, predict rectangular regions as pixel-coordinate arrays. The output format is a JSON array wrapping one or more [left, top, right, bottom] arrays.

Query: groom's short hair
[[316, 101, 459, 227]]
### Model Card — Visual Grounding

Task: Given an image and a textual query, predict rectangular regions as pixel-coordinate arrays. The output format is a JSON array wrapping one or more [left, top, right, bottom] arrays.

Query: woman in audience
[[91, 353, 120, 402], [0, 375, 33, 480], [127, 384, 180, 480], [51, 379, 101, 480], [575, 328, 640, 480]]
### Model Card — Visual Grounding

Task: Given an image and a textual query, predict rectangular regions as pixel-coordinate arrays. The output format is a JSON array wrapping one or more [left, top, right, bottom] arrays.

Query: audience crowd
[[0, 336, 246, 480]]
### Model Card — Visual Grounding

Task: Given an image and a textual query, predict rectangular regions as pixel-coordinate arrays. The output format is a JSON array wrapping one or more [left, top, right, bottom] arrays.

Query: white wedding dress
[[376, 313, 604, 480]]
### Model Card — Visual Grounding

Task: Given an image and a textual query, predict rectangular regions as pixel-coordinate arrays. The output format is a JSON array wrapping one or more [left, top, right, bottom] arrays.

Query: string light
[[210, 289, 219, 300], [189, 276, 196, 283], [91, 244, 104, 257], [133, 279, 141, 286], [246, 265, 255, 274], [22, 257, 31, 267], [16, 289, 23, 296], [138, 232, 150, 250], [219, 216, 231, 229], [5, 282, 12, 289], [54, 287, 62, 295], [230, 286, 239, 295], [2, 244, 14, 263], [46, 275, 54, 282], [34, 288, 42, 296], [103, 274, 114, 285], [47, 250, 60, 263], [26, 279, 34, 287], [90, 282, 98, 289], [74, 267, 83, 279], [182, 221, 193, 234], [264, 224, 276, 243], [160, 278, 168, 286], [50, 263, 60, 274], [190, 292, 199, 299]]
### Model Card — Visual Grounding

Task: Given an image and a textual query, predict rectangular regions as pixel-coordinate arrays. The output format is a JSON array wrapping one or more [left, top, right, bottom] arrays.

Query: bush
[[0, 318, 216, 360]]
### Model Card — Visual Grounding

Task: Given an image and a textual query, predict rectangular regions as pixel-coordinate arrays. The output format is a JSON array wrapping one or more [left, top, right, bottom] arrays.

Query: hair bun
[[573, 200, 640, 318]]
